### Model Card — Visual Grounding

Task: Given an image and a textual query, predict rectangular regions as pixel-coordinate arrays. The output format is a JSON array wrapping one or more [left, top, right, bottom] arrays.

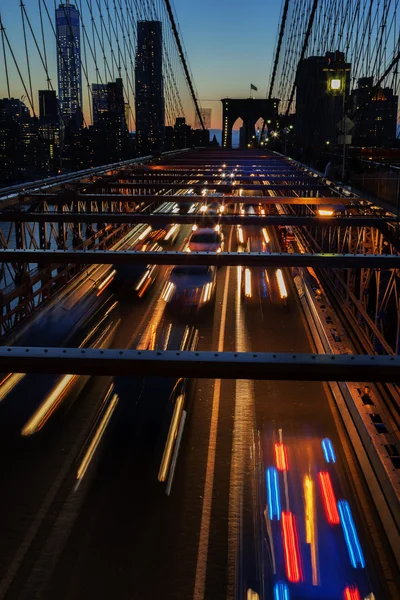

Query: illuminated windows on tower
[[56, 2, 82, 130], [135, 20, 165, 156]]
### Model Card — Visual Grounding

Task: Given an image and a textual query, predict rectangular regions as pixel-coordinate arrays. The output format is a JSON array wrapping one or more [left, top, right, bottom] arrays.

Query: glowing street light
[[318, 208, 334, 216], [329, 78, 342, 91]]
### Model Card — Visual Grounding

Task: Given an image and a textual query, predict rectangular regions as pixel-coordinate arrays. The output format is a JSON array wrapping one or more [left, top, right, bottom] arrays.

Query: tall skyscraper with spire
[[135, 21, 165, 155], [56, 1, 82, 129]]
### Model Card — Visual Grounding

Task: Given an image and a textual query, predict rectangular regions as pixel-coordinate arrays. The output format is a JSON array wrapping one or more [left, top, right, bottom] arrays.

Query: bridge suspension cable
[[0, 0, 201, 183], [271, 0, 400, 118]]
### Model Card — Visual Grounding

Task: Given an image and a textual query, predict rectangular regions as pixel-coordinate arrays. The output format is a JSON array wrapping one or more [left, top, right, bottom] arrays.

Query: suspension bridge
[[0, 2, 399, 600]]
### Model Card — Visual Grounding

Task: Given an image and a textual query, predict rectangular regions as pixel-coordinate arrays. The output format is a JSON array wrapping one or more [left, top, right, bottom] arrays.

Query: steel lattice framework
[[0, 148, 399, 356]]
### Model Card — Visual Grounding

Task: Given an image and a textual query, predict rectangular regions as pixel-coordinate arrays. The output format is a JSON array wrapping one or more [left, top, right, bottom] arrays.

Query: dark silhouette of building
[[295, 50, 351, 147], [89, 78, 129, 165], [92, 83, 108, 126], [350, 77, 398, 147], [56, 2, 82, 129], [106, 78, 128, 159], [173, 117, 191, 149], [164, 118, 209, 151], [39, 90, 58, 124], [38, 90, 59, 141], [192, 128, 210, 147], [38, 90, 60, 170], [135, 20, 165, 156], [221, 98, 279, 148], [0, 98, 43, 184], [164, 126, 174, 151]]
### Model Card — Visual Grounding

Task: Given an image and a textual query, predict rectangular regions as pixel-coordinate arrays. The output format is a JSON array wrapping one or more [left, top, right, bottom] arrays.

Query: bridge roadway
[[0, 151, 397, 600]]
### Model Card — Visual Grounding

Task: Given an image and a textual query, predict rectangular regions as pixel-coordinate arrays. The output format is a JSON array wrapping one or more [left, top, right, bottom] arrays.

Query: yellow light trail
[[158, 394, 185, 482], [276, 269, 288, 299], [76, 393, 119, 485], [304, 474, 319, 585], [21, 374, 78, 436], [137, 294, 168, 350]]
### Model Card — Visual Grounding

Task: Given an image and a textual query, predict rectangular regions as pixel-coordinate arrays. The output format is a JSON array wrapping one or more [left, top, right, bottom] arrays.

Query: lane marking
[[226, 265, 256, 599], [193, 237, 232, 600]]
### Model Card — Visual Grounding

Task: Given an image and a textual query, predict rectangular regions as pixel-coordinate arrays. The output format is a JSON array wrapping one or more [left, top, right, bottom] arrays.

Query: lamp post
[[328, 74, 347, 181]]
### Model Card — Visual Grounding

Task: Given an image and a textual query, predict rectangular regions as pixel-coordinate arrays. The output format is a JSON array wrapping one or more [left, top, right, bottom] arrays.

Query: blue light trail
[[266, 466, 281, 521], [338, 500, 365, 569]]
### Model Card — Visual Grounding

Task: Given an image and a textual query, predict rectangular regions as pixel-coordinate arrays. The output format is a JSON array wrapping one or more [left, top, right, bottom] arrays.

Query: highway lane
[[36, 227, 237, 600], [0, 154, 398, 600], [25, 230, 397, 597], [0, 220, 189, 598], [37, 227, 395, 600], [235, 221, 396, 599]]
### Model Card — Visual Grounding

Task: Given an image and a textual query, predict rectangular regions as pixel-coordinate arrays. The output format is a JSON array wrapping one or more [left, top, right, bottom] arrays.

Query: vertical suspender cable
[[162, 0, 205, 130], [285, 0, 319, 116]]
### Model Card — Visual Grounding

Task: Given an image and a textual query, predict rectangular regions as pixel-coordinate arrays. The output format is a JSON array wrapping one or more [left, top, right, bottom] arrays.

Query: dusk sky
[[0, 0, 282, 130], [173, 0, 282, 128]]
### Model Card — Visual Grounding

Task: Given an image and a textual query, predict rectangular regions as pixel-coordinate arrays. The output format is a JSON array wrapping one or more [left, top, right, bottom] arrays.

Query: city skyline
[[0, 0, 282, 130]]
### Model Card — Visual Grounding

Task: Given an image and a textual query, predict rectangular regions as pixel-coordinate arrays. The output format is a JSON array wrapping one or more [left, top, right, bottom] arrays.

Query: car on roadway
[[110, 241, 162, 298], [163, 265, 217, 312], [186, 227, 224, 253], [241, 236, 288, 305]]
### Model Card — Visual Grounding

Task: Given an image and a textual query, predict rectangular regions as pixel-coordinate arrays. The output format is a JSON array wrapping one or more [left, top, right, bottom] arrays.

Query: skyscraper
[[350, 77, 398, 147], [194, 108, 211, 130], [135, 21, 165, 155], [39, 90, 59, 123], [0, 98, 40, 182], [38, 90, 59, 147], [92, 83, 108, 126], [56, 2, 82, 129], [296, 50, 351, 147]]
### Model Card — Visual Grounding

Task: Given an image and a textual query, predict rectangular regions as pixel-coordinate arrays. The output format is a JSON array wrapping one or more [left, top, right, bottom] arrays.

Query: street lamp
[[329, 78, 342, 92], [326, 69, 349, 180]]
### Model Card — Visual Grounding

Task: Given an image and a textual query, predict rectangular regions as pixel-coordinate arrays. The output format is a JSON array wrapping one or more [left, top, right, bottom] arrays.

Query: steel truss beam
[[0, 213, 395, 228], [28, 195, 354, 206], [0, 250, 399, 268], [88, 183, 328, 191], [285, 204, 400, 353], [133, 168, 302, 173], [113, 175, 314, 182], [0, 347, 397, 381]]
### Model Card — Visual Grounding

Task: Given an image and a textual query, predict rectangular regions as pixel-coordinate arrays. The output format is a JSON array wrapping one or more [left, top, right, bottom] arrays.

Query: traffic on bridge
[[0, 149, 398, 600], [0, 0, 400, 599]]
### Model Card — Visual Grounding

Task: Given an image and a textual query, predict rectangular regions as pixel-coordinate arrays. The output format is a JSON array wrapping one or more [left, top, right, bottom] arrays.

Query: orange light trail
[[281, 511, 303, 583], [318, 471, 340, 525], [275, 442, 288, 471]]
